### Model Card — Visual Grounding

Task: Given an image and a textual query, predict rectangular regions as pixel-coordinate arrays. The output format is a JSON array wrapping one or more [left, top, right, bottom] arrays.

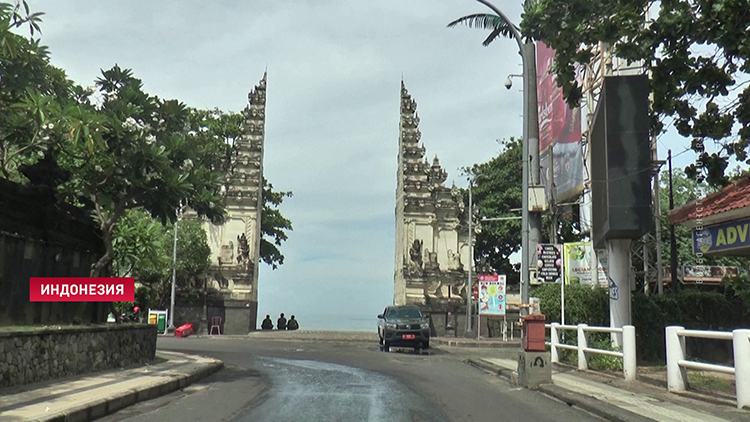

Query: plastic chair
[[210, 316, 222, 335]]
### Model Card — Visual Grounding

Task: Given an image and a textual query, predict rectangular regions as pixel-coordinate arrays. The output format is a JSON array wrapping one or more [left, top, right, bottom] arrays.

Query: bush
[[532, 284, 750, 364]]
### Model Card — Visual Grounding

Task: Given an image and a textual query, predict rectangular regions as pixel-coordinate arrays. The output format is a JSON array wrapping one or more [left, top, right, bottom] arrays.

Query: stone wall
[[0, 175, 108, 326], [0, 324, 156, 389]]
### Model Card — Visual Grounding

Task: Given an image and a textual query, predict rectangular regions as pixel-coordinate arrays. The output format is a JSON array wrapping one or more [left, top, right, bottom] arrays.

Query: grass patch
[[688, 373, 735, 394]]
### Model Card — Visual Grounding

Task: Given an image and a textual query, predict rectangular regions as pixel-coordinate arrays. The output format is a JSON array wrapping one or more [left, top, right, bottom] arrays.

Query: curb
[[433, 338, 521, 348], [466, 358, 657, 422], [38, 355, 224, 422]]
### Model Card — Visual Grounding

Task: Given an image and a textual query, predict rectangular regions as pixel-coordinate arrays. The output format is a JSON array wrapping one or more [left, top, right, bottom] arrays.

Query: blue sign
[[609, 277, 619, 301], [692, 217, 750, 255]]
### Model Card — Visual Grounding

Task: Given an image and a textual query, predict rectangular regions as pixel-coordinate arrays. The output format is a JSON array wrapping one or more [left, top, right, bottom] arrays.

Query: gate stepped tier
[[394, 81, 474, 314], [184, 73, 266, 333]]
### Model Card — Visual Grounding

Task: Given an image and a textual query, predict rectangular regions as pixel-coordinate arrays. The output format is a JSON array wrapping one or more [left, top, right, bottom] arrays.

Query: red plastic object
[[175, 323, 194, 338], [522, 314, 546, 352]]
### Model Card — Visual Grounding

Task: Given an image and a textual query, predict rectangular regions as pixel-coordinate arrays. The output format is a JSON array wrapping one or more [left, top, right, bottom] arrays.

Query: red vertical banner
[[536, 41, 584, 202], [537, 41, 557, 156]]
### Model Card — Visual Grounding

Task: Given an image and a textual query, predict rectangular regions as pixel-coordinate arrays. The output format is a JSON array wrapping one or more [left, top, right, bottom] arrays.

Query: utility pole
[[668, 150, 679, 291], [466, 178, 474, 335], [475, 0, 540, 317], [549, 152, 558, 244]]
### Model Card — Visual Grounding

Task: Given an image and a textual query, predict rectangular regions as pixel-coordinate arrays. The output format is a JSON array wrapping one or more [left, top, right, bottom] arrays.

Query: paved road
[[99, 337, 604, 422]]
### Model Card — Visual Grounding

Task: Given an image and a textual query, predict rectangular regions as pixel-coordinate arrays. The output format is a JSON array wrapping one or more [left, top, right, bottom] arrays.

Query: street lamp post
[[476, 0, 542, 317], [167, 206, 179, 331], [466, 178, 474, 335]]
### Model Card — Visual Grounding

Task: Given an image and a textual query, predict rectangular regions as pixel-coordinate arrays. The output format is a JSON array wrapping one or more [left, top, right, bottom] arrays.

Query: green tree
[[261, 178, 293, 269], [44, 65, 227, 279], [521, 0, 750, 187], [447, 10, 519, 47], [0, 1, 77, 180], [464, 138, 581, 284], [113, 208, 216, 310], [465, 138, 524, 284]]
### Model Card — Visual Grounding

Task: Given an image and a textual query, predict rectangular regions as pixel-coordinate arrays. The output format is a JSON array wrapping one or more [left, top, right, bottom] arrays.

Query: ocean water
[[284, 314, 377, 332]]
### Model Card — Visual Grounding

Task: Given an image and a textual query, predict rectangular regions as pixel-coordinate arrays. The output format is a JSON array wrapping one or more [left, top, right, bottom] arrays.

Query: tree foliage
[[113, 208, 216, 310], [521, 0, 750, 186], [261, 178, 293, 269], [1, 1, 293, 319], [465, 137, 581, 284], [447, 13, 518, 47]]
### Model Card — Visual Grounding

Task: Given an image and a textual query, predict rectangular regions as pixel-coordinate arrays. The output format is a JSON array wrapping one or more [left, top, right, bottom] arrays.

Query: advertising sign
[[536, 41, 584, 202], [536, 244, 563, 283], [478, 274, 506, 316], [693, 218, 750, 255], [663, 266, 740, 284], [563, 242, 608, 287]]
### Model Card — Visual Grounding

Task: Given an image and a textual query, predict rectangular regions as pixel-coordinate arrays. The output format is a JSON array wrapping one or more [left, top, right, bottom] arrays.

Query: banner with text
[[30, 277, 135, 302], [535, 244, 563, 283], [478, 274, 506, 316], [563, 242, 608, 287], [693, 218, 750, 255], [536, 41, 584, 202]]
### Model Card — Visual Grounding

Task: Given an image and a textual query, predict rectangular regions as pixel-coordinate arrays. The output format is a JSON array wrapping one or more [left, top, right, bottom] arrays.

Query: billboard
[[478, 274, 507, 316], [536, 41, 584, 202], [693, 218, 750, 255], [563, 242, 608, 287], [663, 266, 740, 284]]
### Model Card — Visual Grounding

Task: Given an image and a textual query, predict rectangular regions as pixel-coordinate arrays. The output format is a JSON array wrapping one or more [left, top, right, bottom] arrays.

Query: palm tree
[[446, 13, 519, 47]]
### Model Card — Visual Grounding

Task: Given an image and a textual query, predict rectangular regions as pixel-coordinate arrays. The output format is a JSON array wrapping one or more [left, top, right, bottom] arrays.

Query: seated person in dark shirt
[[277, 313, 287, 330], [287, 315, 299, 331], [261, 315, 274, 330]]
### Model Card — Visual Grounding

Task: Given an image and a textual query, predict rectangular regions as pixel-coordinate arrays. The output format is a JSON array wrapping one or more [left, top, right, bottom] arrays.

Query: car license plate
[[402, 334, 415, 340]]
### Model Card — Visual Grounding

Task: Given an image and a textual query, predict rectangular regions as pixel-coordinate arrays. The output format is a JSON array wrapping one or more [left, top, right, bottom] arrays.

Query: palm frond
[[447, 13, 502, 30], [447, 13, 519, 45]]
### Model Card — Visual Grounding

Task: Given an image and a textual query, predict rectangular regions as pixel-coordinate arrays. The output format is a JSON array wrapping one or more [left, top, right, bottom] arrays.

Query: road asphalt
[[96, 336, 606, 422]]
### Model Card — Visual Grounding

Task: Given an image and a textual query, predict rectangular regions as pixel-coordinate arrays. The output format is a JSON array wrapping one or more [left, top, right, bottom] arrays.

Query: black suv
[[377, 305, 430, 352]]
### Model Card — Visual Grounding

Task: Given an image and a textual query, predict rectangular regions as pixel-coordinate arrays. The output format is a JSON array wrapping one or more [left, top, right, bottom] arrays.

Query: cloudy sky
[[31, 0, 704, 330]]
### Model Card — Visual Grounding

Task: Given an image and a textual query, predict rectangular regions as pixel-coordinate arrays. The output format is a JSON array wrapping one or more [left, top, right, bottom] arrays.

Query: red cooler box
[[175, 323, 194, 338]]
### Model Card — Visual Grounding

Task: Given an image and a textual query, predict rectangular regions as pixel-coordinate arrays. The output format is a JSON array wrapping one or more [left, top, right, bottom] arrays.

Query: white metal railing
[[665, 326, 750, 409], [545, 322, 637, 381]]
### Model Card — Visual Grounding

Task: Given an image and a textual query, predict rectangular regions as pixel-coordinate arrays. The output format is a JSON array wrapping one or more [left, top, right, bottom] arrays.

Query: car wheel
[[383, 341, 390, 352], [422, 341, 430, 349]]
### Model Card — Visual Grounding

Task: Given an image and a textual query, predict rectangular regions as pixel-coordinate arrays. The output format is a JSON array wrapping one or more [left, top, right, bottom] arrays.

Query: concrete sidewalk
[[0, 351, 222, 422], [468, 356, 750, 422]]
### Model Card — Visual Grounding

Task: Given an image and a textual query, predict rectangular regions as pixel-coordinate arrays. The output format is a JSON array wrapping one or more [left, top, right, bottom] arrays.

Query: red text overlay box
[[30, 277, 135, 302]]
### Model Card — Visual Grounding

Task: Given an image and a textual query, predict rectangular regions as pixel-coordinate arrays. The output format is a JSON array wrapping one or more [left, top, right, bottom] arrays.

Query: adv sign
[[693, 218, 750, 255], [478, 274, 506, 316]]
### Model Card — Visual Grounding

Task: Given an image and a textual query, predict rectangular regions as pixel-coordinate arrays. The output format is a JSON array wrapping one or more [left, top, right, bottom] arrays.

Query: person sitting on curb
[[277, 313, 287, 330], [261, 315, 274, 330], [287, 315, 299, 331]]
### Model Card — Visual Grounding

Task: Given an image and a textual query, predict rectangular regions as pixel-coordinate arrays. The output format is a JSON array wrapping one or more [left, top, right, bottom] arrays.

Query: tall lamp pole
[[476, 0, 541, 316], [167, 206, 179, 331], [466, 178, 474, 335]]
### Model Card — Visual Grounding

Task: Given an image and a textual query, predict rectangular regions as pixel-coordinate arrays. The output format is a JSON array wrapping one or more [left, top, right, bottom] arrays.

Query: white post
[[578, 323, 588, 370], [551, 323, 560, 363], [608, 239, 632, 348], [168, 208, 179, 331], [666, 326, 687, 392], [732, 329, 750, 409], [561, 278, 565, 326], [622, 325, 637, 381]]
